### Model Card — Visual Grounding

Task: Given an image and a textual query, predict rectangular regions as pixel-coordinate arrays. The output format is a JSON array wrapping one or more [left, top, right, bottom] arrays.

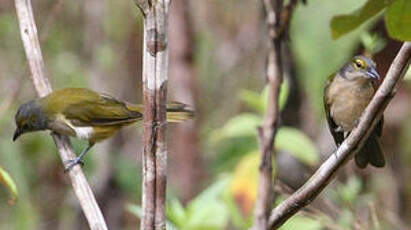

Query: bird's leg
[[64, 143, 95, 173]]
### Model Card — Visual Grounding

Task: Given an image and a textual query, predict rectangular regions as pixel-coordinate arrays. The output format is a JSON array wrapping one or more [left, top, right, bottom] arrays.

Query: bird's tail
[[165, 102, 194, 122], [354, 133, 385, 168], [127, 102, 194, 123]]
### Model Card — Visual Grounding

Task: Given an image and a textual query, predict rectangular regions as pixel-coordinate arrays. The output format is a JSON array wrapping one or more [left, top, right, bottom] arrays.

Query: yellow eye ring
[[353, 59, 365, 69]]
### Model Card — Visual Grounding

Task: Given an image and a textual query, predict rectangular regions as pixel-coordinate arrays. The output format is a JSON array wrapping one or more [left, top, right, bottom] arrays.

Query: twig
[[14, 1, 107, 229], [252, 0, 299, 229], [133, 1, 170, 230], [268, 42, 411, 229]]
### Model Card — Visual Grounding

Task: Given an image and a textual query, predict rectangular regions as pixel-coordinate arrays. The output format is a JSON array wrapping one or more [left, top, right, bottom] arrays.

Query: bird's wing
[[324, 74, 344, 145], [375, 116, 383, 137], [63, 93, 142, 126]]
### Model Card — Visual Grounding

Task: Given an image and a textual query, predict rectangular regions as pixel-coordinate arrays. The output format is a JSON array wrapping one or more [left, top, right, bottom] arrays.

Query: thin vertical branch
[[268, 42, 411, 229], [252, 0, 283, 229], [14, 0, 107, 230], [253, 0, 299, 229], [133, 1, 170, 230]]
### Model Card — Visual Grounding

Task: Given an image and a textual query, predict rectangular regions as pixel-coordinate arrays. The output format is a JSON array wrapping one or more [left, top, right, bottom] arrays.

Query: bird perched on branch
[[13, 88, 194, 171], [324, 55, 385, 168]]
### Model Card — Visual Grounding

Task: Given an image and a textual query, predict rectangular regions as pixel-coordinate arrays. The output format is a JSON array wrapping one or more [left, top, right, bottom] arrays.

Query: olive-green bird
[[324, 55, 385, 168], [13, 88, 194, 171]]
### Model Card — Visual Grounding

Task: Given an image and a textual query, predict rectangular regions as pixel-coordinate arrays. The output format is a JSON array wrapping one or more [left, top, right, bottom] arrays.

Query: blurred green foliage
[[211, 81, 319, 168], [331, 0, 411, 41], [385, 0, 411, 41], [330, 0, 396, 39], [0, 0, 410, 229]]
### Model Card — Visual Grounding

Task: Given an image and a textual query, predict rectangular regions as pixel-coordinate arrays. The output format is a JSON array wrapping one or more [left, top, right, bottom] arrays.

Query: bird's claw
[[64, 158, 84, 173]]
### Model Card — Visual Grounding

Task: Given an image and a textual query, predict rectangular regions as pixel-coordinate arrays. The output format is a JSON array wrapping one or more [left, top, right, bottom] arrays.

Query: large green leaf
[[275, 127, 319, 166], [330, 0, 396, 39], [0, 166, 18, 205], [385, 0, 411, 41]]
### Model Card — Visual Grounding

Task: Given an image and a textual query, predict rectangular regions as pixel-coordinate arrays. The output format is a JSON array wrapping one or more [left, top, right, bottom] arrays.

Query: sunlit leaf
[[0, 166, 18, 205], [230, 152, 260, 217], [280, 215, 322, 230], [275, 127, 319, 166], [167, 199, 187, 227], [330, 0, 395, 39], [385, 0, 411, 41], [223, 176, 253, 229]]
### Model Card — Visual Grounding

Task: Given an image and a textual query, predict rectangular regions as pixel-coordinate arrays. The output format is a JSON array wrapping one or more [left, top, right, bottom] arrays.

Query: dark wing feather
[[375, 117, 383, 137], [63, 94, 142, 126], [324, 74, 344, 145]]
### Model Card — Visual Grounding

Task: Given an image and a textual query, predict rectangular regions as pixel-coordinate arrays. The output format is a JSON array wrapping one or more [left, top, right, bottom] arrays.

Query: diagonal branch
[[268, 42, 411, 229], [14, 0, 107, 229]]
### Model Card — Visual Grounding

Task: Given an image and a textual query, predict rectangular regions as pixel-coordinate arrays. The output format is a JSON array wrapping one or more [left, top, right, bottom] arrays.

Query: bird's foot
[[64, 158, 84, 173]]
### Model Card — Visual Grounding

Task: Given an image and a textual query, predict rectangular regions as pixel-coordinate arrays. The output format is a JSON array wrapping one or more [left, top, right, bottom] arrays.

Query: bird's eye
[[354, 59, 365, 69]]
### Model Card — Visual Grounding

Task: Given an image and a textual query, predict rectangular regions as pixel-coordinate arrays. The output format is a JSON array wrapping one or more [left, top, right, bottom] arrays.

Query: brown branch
[[134, 1, 170, 229], [252, 0, 284, 229], [268, 42, 411, 229], [14, 0, 107, 230]]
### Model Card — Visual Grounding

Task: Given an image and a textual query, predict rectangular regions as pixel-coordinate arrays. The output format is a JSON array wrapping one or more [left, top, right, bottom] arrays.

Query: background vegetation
[[0, 0, 410, 229]]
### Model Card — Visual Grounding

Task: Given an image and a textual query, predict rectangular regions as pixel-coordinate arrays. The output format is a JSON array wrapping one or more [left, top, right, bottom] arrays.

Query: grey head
[[339, 55, 381, 82], [13, 100, 48, 141]]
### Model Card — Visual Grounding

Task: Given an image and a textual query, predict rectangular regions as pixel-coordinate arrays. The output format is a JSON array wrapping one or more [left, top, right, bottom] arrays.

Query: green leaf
[[278, 79, 290, 111], [330, 0, 396, 39], [385, 0, 411, 41], [126, 204, 143, 219], [210, 113, 262, 142], [337, 177, 362, 204], [275, 127, 319, 166], [240, 89, 265, 113], [185, 177, 230, 229], [360, 32, 387, 54], [280, 215, 322, 230], [240, 79, 289, 114], [167, 199, 187, 227], [0, 166, 18, 205]]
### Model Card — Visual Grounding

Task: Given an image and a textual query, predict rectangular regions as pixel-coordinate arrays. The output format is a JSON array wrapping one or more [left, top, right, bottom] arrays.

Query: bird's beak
[[13, 129, 21, 141], [366, 68, 381, 81]]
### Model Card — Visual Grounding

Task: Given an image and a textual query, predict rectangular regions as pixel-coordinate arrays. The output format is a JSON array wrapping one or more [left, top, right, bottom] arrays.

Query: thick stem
[[14, 0, 107, 229], [268, 42, 411, 229], [135, 1, 170, 230]]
